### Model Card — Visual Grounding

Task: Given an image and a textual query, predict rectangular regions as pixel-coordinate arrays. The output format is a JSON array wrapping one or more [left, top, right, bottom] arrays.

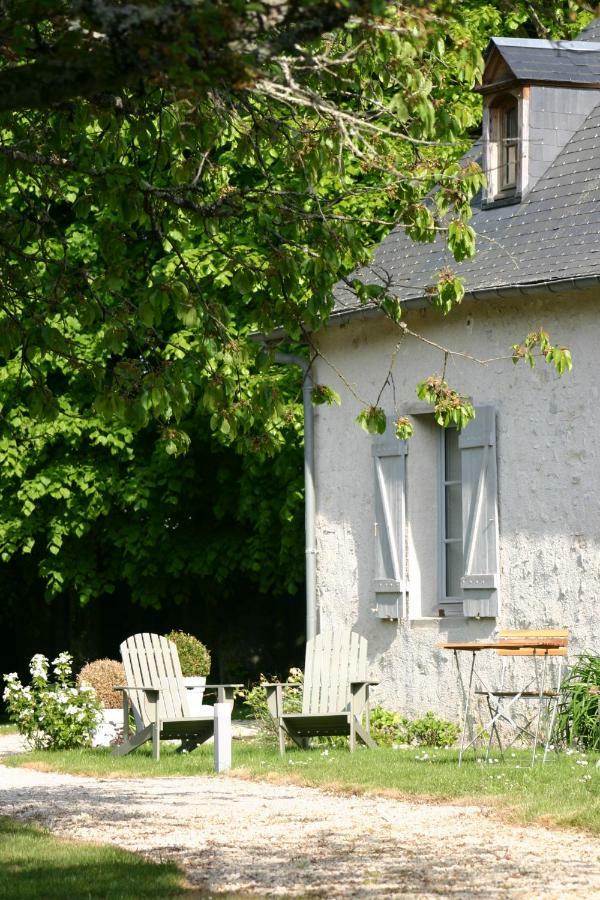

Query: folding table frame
[[438, 631, 568, 766]]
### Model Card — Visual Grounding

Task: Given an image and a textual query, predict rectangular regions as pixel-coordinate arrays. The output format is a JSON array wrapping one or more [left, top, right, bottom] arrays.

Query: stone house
[[311, 21, 600, 715]]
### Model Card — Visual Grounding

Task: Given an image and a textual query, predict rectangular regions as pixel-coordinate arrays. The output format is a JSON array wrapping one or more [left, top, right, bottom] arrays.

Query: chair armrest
[[350, 680, 379, 690], [114, 685, 161, 694], [203, 683, 243, 703]]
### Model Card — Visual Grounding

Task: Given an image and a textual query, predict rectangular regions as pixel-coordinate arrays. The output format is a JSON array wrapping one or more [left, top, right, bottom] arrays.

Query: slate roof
[[333, 24, 600, 318], [579, 18, 600, 42], [488, 37, 600, 86]]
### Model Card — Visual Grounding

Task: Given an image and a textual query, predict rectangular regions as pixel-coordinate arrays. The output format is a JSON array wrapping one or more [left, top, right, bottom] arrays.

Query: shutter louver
[[372, 428, 408, 619], [458, 406, 500, 618]]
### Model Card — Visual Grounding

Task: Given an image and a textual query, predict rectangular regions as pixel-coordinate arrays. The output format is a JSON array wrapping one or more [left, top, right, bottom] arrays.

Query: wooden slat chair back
[[265, 628, 376, 756], [497, 628, 569, 657], [302, 630, 368, 715], [120, 632, 190, 726]]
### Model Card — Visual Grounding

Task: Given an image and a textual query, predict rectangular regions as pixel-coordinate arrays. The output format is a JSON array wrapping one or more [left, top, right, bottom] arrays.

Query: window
[[440, 427, 463, 613], [483, 93, 522, 205], [499, 102, 518, 193], [369, 407, 500, 620]]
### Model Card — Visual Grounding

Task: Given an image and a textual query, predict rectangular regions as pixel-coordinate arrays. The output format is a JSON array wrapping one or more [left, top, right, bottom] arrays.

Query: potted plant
[[165, 630, 211, 716], [77, 658, 126, 747]]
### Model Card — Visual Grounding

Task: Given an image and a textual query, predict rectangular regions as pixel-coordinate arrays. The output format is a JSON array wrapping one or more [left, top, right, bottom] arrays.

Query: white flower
[[29, 654, 48, 680], [52, 651, 72, 667], [576, 759, 588, 766], [65, 705, 79, 715]]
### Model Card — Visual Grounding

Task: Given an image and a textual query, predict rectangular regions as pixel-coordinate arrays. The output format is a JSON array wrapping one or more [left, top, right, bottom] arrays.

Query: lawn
[[7, 740, 600, 834], [0, 816, 190, 899]]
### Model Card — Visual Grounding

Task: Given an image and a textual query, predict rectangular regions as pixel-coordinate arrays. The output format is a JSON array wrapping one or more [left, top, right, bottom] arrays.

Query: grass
[[7, 740, 600, 833], [0, 816, 191, 899]]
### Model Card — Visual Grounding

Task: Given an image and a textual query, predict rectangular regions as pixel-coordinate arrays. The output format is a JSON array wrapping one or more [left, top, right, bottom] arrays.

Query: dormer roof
[[481, 37, 600, 92]]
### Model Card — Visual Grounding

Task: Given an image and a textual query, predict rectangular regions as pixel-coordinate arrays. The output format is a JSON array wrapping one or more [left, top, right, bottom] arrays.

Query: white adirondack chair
[[114, 632, 239, 764], [265, 629, 378, 755]]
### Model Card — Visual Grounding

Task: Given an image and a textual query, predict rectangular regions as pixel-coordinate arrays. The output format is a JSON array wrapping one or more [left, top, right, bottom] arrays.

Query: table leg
[[458, 651, 476, 767], [531, 652, 548, 766]]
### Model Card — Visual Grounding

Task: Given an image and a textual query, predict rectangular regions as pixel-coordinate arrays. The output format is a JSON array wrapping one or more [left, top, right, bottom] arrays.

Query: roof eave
[[475, 76, 600, 94], [324, 274, 600, 330]]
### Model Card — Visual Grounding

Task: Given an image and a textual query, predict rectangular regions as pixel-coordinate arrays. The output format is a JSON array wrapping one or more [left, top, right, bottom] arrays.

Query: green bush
[[370, 706, 411, 746], [370, 707, 459, 748], [556, 653, 600, 750], [241, 668, 303, 738], [165, 630, 211, 677], [408, 712, 460, 748]]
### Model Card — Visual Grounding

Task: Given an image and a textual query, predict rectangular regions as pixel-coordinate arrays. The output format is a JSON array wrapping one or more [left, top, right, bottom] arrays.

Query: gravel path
[[0, 736, 599, 898]]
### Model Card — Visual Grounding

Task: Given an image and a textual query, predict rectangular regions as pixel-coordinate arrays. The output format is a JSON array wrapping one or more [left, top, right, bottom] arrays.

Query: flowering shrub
[[3, 652, 101, 750], [241, 668, 304, 739]]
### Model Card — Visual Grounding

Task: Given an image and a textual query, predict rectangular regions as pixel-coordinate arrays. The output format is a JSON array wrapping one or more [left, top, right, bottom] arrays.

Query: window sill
[[408, 615, 497, 624], [481, 193, 521, 210]]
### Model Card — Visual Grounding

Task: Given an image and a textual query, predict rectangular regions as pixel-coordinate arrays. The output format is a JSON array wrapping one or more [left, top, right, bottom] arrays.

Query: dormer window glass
[[500, 102, 518, 192]]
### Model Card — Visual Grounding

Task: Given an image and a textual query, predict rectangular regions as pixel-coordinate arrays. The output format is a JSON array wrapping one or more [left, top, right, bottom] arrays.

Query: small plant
[[3, 652, 101, 750], [77, 659, 125, 709], [370, 706, 412, 746], [556, 653, 600, 750], [165, 630, 211, 677], [370, 706, 459, 748], [242, 668, 304, 738], [408, 712, 460, 748]]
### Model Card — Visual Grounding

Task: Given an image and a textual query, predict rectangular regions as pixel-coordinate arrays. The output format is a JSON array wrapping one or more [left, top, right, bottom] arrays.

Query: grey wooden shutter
[[372, 429, 408, 619], [458, 406, 500, 617]]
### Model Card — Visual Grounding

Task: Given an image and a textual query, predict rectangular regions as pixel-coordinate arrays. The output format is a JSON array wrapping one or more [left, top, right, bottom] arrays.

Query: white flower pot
[[182, 676, 207, 715], [92, 708, 124, 748]]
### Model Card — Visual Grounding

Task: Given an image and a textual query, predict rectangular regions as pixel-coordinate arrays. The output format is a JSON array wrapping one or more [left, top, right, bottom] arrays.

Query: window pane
[[505, 105, 518, 139], [446, 540, 463, 598], [500, 103, 518, 189], [444, 427, 461, 481], [445, 484, 462, 540]]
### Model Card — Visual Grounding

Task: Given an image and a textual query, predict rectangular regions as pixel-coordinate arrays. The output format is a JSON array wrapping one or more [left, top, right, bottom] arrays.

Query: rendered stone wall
[[312, 289, 600, 718]]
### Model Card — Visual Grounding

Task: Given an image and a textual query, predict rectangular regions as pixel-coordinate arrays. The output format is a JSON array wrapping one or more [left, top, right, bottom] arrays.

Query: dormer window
[[498, 99, 518, 193], [483, 92, 523, 206]]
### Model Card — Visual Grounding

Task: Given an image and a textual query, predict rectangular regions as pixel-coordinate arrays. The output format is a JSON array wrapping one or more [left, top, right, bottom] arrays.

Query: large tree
[[0, 1, 590, 609]]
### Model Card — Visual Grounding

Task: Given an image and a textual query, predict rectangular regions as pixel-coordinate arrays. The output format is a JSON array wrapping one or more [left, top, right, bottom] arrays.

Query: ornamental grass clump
[[77, 659, 125, 709], [556, 653, 600, 750], [165, 630, 211, 677], [3, 652, 101, 750]]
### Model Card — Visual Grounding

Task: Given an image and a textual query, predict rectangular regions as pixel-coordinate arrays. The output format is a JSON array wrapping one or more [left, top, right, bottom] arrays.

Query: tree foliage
[[0, 1, 591, 605]]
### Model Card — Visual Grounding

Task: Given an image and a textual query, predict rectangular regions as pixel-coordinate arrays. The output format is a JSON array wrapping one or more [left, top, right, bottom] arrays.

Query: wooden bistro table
[[435, 638, 567, 766]]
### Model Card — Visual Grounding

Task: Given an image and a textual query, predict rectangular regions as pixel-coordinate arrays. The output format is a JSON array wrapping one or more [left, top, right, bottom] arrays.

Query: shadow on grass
[[0, 816, 195, 899]]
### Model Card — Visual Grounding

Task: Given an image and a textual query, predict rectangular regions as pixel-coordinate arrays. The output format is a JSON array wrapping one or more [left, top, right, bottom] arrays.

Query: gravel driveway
[[0, 735, 599, 898]]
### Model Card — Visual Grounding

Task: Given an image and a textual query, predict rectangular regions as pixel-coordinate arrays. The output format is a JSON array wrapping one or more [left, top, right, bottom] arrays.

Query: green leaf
[[311, 385, 341, 406], [356, 406, 387, 435]]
